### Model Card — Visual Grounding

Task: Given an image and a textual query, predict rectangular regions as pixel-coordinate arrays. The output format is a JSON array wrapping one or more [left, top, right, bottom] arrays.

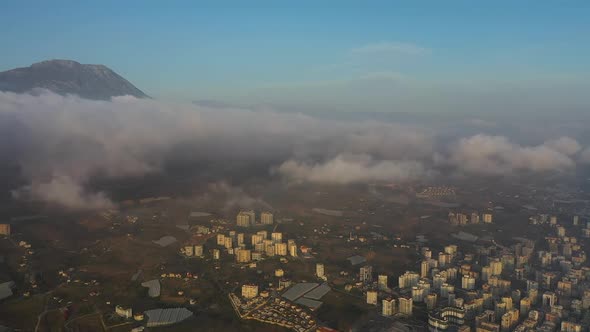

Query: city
[[1, 2, 590, 332]]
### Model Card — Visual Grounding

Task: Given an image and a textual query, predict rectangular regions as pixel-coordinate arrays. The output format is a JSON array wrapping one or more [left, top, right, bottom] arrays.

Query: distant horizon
[[2, 1, 590, 113]]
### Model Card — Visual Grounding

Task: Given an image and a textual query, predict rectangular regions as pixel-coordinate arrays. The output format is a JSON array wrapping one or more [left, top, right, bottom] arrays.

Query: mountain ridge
[[0, 59, 148, 100]]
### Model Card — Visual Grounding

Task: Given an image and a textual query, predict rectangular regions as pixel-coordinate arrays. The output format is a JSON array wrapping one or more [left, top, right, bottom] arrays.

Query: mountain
[[0, 59, 148, 100]]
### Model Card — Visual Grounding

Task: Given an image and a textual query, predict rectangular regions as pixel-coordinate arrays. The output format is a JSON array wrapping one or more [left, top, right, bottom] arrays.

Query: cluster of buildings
[[229, 292, 316, 332], [180, 244, 204, 257], [359, 266, 416, 317], [215, 229, 298, 263], [448, 212, 494, 226], [416, 187, 456, 198], [236, 210, 274, 227], [360, 214, 590, 332]]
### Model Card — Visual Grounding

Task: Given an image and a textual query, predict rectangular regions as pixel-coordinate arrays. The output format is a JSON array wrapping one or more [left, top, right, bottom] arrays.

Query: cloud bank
[[0, 90, 588, 209], [443, 135, 582, 175]]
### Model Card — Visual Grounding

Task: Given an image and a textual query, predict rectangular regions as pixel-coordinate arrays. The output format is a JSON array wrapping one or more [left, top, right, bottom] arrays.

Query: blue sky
[[2, 1, 590, 113]]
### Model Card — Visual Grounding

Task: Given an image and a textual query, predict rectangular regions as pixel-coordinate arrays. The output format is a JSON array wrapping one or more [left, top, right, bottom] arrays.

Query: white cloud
[[444, 135, 581, 175], [0, 90, 433, 209], [277, 154, 426, 184]]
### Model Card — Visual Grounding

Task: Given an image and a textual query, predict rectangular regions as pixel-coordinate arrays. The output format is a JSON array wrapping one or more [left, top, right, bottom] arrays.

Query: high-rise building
[[378, 274, 388, 290], [216, 234, 226, 246], [399, 297, 413, 316], [237, 233, 245, 246], [426, 293, 438, 310], [490, 260, 503, 276], [421, 260, 430, 278], [360, 266, 373, 283], [212, 249, 220, 260], [265, 244, 275, 257], [236, 249, 252, 263], [399, 271, 420, 288], [482, 213, 493, 224], [260, 211, 273, 225], [382, 298, 396, 316], [236, 212, 251, 227], [271, 232, 283, 243], [519, 298, 531, 317], [316, 263, 325, 279], [251, 234, 264, 246], [245, 210, 256, 224], [275, 242, 288, 256], [462, 275, 476, 290], [366, 290, 378, 305], [439, 252, 452, 267], [242, 284, 258, 299], [288, 241, 298, 257], [412, 286, 426, 302], [224, 237, 233, 249]]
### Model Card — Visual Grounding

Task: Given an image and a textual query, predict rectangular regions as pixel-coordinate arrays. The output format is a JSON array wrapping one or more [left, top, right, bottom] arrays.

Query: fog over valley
[[1, 90, 589, 210]]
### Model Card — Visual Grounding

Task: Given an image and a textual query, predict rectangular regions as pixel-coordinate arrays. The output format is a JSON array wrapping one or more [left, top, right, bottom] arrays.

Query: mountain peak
[[0, 59, 148, 100]]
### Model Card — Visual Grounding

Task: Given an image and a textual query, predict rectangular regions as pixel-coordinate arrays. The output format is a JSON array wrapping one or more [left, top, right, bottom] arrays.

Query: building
[[412, 286, 426, 302], [242, 284, 258, 299], [366, 290, 378, 305], [316, 263, 325, 279], [439, 252, 452, 267], [212, 249, 220, 260], [0, 224, 10, 236], [237, 233, 245, 246], [236, 212, 252, 227], [260, 211, 273, 225], [542, 292, 557, 307], [251, 234, 264, 246], [399, 271, 420, 288], [288, 242, 298, 257], [378, 274, 388, 290], [561, 321, 583, 332], [462, 275, 476, 290], [428, 307, 466, 331], [236, 249, 252, 263], [519, 297, 531, 317], [115, 305, 133, 319], [360, 265, 373, 283], [224, 237, 233, 250], [399, 297, 413, 316], [271, 232, 283, 243], [194, 245, 203, 257], [144, 308, 192, 327], [382, 298, 396, 316], [482, 213, 493, 223], [183, 245, 194, 256], [426, 293, 438, 310], [421, 260, 430, 278], [275, 242, 288, 256], [490, 260, 503, 276], [216, 234, 226, 246], [470, 212, 480, 224]]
